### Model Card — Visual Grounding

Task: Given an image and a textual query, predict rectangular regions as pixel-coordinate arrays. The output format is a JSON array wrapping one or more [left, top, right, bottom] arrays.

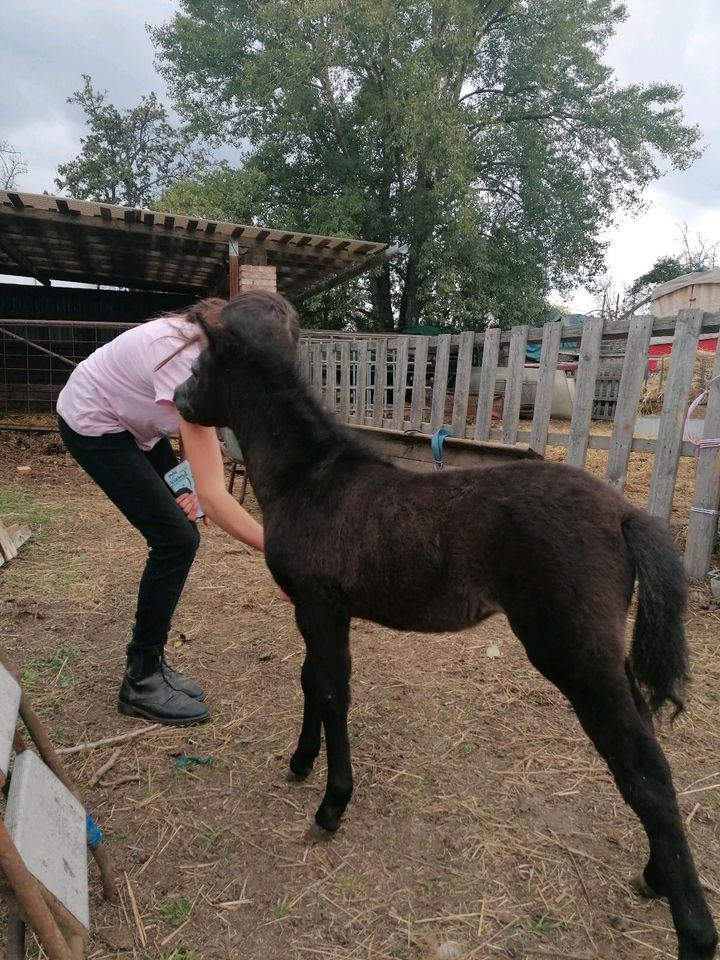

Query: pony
[[174, 291, 717, 960]]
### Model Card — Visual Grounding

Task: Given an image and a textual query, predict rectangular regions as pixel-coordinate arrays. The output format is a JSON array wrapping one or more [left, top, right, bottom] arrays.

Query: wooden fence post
[[338, 340, 351, 423], [409, 337, 429, 430], [451, 331, 476, 438], [530, 322, 562, 455], [647, 309, 703, 522], [430, 335, 452, 432], [373, 340, 388, 427], [606, 315, 654, 492], [501, 325, 528, 445], [473, 327, 500, 441], [685, 338, 720, 578], [354, 341, 368, 425], [566, 317, 604, 468], [392, 337, 410, 430]]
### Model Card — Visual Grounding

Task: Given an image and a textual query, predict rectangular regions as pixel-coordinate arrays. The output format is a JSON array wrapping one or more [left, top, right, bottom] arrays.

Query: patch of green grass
[[273, 895, 290, 920], [337, 873, 368, 896], [523, 914, 560, 934], [157, 950, 198, 960], [158, 897, 192, 928], [20, 644, 77, 692], [0, 489, 58, 533], [197, 823, 230, 855]]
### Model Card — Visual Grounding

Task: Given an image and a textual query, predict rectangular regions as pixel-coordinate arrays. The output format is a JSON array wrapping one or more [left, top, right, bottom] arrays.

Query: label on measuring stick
[[164, 460, 204, 519]]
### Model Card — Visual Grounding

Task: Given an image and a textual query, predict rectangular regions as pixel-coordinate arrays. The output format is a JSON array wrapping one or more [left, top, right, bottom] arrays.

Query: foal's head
[[174, 290, 300, 426]]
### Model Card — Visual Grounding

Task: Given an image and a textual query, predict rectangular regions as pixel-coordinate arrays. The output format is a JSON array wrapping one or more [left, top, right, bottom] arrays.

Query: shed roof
[[651, 268, 720, 301], [0, 191, 388, 298]]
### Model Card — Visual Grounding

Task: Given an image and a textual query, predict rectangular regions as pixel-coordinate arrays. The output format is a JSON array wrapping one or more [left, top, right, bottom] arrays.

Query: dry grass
[[638, 351, 715, 416], [0, 425, 718, 960]]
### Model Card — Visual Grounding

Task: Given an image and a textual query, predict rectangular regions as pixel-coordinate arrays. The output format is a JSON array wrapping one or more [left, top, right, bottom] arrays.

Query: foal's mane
[[221, 330, 386, 466]]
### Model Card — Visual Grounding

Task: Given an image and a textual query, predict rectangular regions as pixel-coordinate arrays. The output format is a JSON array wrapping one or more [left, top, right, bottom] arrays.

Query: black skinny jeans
[[58, 417, 200, 654]]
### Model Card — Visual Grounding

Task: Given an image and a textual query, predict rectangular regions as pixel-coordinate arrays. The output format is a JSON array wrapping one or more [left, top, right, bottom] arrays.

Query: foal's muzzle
[[173, 377, 198, 423]]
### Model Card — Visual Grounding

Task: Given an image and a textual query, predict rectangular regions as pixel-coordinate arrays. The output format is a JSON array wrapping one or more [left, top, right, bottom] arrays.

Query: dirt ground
[[0, 420, 719, 960]]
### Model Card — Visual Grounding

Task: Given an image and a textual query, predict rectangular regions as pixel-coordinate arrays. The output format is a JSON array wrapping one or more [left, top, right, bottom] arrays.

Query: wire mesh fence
[[0, 321, 137, 416]]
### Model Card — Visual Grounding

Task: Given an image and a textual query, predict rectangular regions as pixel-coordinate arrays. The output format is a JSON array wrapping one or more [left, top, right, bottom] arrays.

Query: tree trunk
[[398, 253, 420, 330], [369, 264, 395, 330]]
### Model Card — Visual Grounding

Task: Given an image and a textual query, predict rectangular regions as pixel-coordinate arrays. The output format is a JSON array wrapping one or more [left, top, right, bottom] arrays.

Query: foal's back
[[268, 454, 637, 635]]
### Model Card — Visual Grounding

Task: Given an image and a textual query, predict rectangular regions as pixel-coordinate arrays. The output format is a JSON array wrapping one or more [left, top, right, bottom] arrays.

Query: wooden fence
[[298, 309, 720, 579]]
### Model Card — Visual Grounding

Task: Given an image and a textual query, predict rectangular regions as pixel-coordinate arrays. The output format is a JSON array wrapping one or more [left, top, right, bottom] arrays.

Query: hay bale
[[638, 351, 714, 415]]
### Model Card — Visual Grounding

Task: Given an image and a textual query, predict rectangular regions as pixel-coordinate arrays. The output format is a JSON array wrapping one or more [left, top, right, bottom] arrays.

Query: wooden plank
[[451, 331, 476, 438], [350, 424, 537, 471], [647, 309, 704, 523], [5, 750, 90, 932], [325, 343, 338, 412], [430, 334, 452, 432], [297, 341, 311, 383], [409, 337, 429, 430], [0, 521, 18, 562], [392, 337, 410, 430], [354, 340, 368, 424], [338, 341, 351, 423], [605, 314, 654, 491], [529, 322, 562, 455], [501, 325, 529, 445], [566, 316, 604, 467], [473, 327, 500, 441], [310, 342, 323, 397], [6, 525, 31, 552], [372, 339, 388, 427], [685, 339, 720, 578], [0, 663, 21, 787]]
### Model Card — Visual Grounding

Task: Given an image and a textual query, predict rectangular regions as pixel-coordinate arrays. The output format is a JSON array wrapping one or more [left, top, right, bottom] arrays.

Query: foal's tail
[[621, 510, 689, 716]]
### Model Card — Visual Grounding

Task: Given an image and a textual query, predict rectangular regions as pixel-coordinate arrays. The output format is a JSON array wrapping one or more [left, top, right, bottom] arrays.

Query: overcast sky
[[2, 0, 719, 312]]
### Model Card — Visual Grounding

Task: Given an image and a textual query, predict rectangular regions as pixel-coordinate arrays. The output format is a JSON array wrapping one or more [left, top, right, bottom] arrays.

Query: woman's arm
[[178, 418, 264, 552]]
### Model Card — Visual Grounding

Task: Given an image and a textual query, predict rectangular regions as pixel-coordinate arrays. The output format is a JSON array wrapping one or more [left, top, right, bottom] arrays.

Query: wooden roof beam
[[0, 235, 52, 286], [293, 244, 407, 303]]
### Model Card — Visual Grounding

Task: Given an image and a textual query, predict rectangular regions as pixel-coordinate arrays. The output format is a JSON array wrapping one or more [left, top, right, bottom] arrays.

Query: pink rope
[[683, 374, 720, 518], [683, 374, 720, 451]]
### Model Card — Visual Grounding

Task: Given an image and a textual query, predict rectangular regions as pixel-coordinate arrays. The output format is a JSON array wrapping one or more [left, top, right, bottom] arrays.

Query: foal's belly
[[351, 588, 501, 634]]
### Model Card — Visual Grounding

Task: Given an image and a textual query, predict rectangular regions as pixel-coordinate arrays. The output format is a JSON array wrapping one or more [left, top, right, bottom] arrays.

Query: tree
[[622, 224, 719, 314], [152, 0, 701, 330], [55, 75, 210, 207], [0, 141, 28, 189]]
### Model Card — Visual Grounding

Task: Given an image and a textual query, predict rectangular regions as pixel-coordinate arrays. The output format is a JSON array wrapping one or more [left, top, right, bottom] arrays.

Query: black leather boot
[[118, 646, 209, 726], [161, 658, 205, 701]]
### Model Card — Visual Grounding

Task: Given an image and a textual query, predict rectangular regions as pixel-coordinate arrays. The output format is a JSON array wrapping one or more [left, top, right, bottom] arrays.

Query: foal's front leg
[[292, 603, 353, 833]]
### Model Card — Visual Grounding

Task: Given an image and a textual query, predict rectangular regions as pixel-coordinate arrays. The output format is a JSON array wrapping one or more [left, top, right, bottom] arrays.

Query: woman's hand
[[176, 492, 209, 526]]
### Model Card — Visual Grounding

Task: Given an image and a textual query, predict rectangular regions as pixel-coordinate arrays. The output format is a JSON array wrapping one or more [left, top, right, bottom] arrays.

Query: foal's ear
[[197, 314, 223, 349]]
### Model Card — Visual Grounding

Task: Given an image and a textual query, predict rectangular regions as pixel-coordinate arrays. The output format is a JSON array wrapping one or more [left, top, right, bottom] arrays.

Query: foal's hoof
[[287, 768, 310, 783], [631, 874, 664, 900], [288, 756, 314, 780], [304, 822, 335, 845]]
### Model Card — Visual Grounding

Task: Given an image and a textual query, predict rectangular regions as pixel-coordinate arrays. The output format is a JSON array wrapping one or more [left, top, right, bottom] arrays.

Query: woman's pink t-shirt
[[57, 317, 201, 451]]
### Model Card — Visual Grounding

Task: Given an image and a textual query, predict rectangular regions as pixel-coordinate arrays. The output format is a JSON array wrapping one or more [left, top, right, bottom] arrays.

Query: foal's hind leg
[[524, 641, 716, 960], [292, 603, 353, 833]]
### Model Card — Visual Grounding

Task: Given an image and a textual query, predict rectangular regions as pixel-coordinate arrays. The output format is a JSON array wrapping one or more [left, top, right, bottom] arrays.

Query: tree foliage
[[55, 75, 210, 208], [151, 1, 701, 330]]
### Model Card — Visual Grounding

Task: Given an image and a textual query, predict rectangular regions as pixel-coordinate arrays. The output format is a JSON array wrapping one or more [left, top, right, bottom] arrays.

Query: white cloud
[[2, 0, 718, 312], [558, 0, 720, 312]]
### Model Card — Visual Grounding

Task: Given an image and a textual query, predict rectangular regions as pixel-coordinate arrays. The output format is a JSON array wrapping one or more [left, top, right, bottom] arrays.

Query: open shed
[[0, 191, 392, 413]]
